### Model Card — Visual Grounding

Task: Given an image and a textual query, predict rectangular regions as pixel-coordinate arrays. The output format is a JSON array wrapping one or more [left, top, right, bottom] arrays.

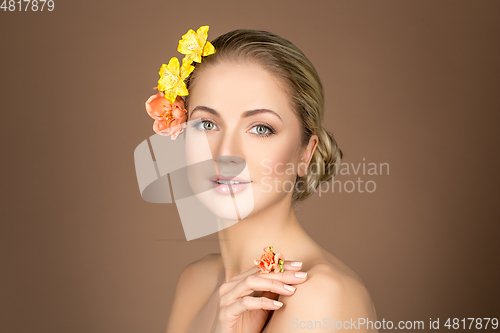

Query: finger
[[218, 268, 260, 298], [218, 261, 306, 298], [281, 260, 304, 271], [257, 269, 308, 285], [228, 260, 304, 283], [220, 274, 298, 307], [251, 260, 304, 274], [220, 296, 283, 319]]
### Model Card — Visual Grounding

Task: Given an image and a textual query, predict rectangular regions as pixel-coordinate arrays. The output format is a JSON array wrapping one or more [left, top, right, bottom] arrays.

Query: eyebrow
[[190, 106, 284, 123]]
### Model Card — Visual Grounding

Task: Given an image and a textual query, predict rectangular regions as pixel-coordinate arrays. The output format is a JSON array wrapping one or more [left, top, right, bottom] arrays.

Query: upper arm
[[165, 253, 221, 333], [267, 264, 377, 332]]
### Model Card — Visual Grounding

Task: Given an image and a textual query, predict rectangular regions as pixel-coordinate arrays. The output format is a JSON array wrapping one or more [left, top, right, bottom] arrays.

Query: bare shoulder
[[300, 261, 376, 317], [266, 256, 377, 332], [166, 253, 223, 333], [182, 253, 223, 280], [175, 253, 223, 297]]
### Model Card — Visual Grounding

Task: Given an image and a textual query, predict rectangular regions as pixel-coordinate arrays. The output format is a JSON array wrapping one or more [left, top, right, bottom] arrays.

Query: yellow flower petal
[[196, 26, 209, 45], [167, 57, 180, 73], [164, 82, 188, 104], [175, 81, 189, 96], [202, 41, 215, 57], [180, 56, 195, 80], [164, 89, 178, 104], [178, 26, 214, 63], [178, 29, 201, 55], [158, 57, 181, 92]]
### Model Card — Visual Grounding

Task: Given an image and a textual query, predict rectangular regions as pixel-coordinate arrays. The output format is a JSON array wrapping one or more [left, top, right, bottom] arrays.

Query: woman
[[162, 29, 378, 332]]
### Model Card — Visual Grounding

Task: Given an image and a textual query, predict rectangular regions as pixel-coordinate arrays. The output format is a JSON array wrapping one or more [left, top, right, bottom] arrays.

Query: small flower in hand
[[254, 246, 285, 274]]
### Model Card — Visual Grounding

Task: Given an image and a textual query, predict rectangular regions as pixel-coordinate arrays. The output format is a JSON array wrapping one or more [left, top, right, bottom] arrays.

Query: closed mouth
[[213, 179, 249, 185], [209, 175, 251, 184]]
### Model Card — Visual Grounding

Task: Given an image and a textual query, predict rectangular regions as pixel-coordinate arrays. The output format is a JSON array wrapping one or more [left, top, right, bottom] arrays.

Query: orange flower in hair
[[145, 90, 187, 140]]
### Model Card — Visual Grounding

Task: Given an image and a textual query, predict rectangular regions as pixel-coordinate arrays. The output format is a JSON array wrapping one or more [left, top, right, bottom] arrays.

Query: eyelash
[[190, 118, 276, 138]]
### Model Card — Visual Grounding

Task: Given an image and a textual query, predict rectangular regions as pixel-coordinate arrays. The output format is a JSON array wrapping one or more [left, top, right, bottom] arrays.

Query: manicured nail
[[274, 300, 283, 307], [284, 284, 296, 292], [295, 272, 307, 278], [291, 261, 303, 267]]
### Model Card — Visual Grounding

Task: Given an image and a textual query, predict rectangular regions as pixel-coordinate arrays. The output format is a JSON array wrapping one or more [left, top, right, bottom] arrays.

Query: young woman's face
[[185, 60, 312, 219]]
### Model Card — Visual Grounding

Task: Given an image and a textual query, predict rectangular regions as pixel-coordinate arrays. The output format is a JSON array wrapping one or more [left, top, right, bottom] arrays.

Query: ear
[[298, 134, 319, 177]]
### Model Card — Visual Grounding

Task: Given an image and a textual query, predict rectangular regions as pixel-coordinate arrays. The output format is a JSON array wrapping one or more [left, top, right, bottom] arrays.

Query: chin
[[193, 183, 256, 223]]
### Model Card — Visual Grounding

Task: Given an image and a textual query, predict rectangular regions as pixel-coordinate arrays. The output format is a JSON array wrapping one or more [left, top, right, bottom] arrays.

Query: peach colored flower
[[145, 88, 187, 140], [254, 246, 285, 274]]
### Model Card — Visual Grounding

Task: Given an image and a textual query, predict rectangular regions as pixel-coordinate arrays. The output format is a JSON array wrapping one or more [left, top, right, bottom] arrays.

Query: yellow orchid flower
[[178, 25, 216, 64], [157, 57, 194, 104]]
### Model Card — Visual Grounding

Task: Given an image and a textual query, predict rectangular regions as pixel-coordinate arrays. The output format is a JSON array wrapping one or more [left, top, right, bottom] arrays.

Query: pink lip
[[210, 174, 251, 195], [209, 175, 251, 183]]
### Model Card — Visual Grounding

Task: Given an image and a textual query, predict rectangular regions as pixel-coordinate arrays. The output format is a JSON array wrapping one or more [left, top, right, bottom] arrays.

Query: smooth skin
[[165, 60, 377, 333]]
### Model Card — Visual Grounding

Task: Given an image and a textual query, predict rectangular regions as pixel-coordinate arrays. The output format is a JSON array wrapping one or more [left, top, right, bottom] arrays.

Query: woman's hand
[[212, 261, 308, 333]]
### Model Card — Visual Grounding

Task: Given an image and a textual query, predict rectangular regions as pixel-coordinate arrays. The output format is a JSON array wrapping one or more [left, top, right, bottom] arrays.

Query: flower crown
[[145, 26, 215, 140]]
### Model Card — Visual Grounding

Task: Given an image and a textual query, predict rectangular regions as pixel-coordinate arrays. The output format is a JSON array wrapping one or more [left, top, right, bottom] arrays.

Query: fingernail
[[295, 272, 307, 278], [283, 284, 296, 292], [291, 261, 303, 267], [274, 300, 283, 307]]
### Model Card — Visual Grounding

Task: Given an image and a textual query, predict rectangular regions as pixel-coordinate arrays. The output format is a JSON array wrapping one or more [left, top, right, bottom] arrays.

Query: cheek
[[249, 142, 300, 180]]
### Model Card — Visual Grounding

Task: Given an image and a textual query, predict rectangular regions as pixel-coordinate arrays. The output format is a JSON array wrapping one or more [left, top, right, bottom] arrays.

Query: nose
[[212, 129, 246, 177], [214, 155, 246, 176]]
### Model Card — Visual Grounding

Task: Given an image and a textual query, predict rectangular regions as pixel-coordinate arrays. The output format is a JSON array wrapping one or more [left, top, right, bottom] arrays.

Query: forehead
[[188, 61, 292, 117]]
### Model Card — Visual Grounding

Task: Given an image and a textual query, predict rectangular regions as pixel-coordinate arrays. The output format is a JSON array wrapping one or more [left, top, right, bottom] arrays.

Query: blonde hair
[[185, 29, 343, 203]]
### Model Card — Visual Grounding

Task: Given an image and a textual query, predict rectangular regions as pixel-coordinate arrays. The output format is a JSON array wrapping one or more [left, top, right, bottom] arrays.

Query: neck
[[218, 195, 315, 282]]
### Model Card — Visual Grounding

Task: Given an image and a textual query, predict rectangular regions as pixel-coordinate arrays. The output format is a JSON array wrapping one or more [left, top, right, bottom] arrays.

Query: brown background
[[1, 0, 499, 332]]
